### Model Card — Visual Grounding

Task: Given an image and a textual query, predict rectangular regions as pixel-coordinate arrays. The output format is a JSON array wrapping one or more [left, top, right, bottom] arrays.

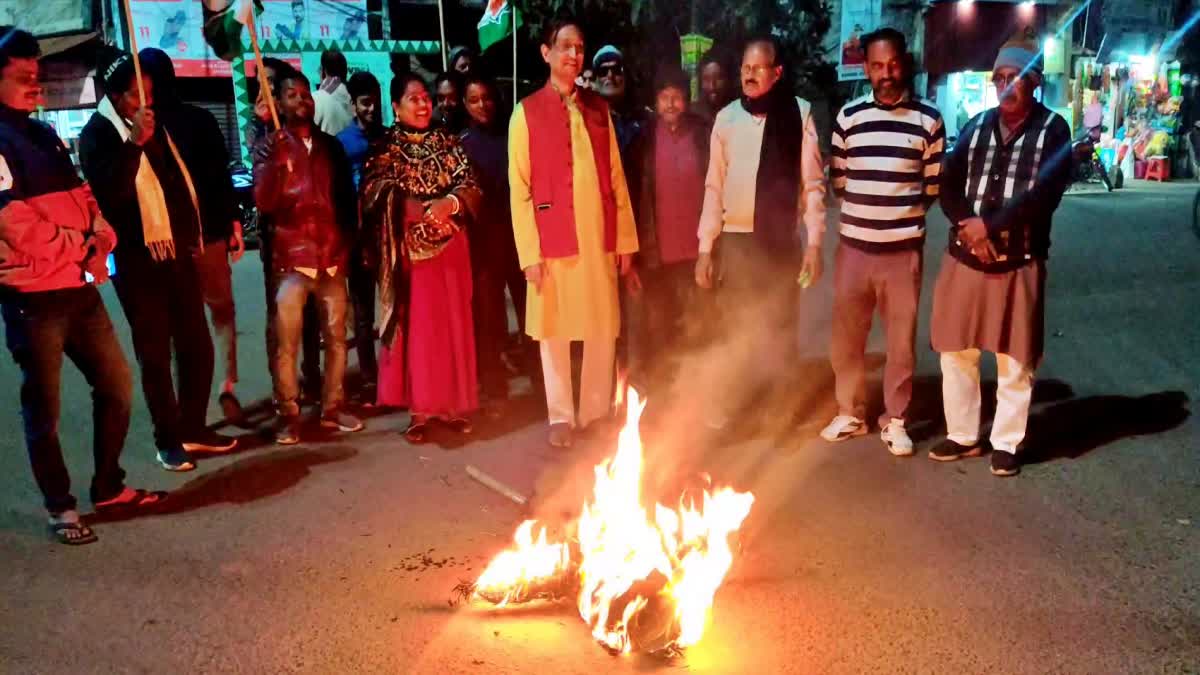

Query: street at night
[[0, 181, 1196, 674]]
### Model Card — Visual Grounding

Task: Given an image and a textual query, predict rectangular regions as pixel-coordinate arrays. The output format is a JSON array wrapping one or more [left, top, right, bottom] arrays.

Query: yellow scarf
[[97, 97, 203, 261]]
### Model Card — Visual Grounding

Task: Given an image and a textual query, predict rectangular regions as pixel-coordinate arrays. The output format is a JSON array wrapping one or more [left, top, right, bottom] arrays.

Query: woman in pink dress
[[362, 73, 482, 443]]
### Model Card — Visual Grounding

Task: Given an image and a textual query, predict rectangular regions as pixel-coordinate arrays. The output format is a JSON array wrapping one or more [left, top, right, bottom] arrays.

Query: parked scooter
[[229, 160, 259, 249], [1071, 124, 1115, 191]]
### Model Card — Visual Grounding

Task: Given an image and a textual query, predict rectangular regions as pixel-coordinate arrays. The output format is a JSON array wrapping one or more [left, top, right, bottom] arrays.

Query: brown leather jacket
[[253, 126, 356, 271]]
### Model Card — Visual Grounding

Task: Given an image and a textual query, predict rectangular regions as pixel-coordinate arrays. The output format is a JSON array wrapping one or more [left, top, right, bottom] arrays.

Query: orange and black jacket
[[0, 104, 115, 293]]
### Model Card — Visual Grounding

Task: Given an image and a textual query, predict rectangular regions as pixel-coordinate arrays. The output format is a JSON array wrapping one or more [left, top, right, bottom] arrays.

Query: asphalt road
[[0, 181, 1196, 674]]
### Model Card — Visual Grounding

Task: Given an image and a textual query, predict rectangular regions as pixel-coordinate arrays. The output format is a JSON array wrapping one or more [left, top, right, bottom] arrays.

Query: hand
[[617, 253, 633, 277], [694, 252, 714, 289], [424, 197, 457, 225], [959, 216, 998, 264], [82, 242, 109, 286], [130, 107, 155, 146], [524, 262, 547, 292], [228, 221, 245, 263], [799, 246, 823, 288], [624, 268, 643, 295]]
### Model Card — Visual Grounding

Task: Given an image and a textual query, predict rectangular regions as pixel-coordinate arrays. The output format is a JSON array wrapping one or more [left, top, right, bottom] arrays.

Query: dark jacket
[[940, 102, 1071, 273], [0, 105, 116, 292], [158, 102, 237, 244], [79, 110, 204, 260], [627, 112, 709, 269], [459, 123, 517, 271], [252, 126, 356, 271]]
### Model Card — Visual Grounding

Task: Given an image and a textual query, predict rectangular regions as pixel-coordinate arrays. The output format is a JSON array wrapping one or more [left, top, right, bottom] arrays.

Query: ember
[[468, 390, 754, 654]]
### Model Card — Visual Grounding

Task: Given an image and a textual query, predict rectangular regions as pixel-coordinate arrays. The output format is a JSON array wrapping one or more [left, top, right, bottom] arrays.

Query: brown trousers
[[830, 243, 922, 427]]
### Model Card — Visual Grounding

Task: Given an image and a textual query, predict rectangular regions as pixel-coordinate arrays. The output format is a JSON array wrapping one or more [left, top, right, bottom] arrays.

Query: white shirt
[[697, 96, 827, 254], [313, 80, 354, 136]]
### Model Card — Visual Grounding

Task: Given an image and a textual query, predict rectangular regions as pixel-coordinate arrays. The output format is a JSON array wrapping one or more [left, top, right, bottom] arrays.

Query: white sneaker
[[881, 418, 914, 456], [820, 415, 867, 442]]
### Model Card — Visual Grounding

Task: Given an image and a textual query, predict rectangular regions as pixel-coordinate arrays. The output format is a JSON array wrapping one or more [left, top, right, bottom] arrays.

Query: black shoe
[[182, 431, 238, 453], [156, 446, 196, 472], [990, 451, 1021, 477], [927, 439, 983, 462]]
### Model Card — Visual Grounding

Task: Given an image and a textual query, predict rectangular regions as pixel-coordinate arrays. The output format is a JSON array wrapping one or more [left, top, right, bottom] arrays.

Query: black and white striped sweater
[[831, 95, 945, 252]]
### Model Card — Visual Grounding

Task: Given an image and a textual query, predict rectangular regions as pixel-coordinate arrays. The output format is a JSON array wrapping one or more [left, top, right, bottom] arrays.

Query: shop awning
[[38, 31, 100, 57]]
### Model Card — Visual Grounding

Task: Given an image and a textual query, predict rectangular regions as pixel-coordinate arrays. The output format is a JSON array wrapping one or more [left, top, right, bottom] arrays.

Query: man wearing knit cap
[[593, 45, 644, 163], [80, 51, 236, 472], [928, 35, 1072, 476]]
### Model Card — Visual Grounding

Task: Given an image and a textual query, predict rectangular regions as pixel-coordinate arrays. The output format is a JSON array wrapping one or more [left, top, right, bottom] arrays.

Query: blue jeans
[[1, 286, 133, 513], [272, 269, 348, 417]]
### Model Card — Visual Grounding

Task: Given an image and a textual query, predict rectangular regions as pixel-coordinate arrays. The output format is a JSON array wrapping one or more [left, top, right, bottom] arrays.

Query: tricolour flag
[[202, 0, 264, 62], [478, 0, 522, 53]]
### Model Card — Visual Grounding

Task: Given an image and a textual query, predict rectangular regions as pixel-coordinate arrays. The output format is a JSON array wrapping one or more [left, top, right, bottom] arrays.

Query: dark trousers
[[112, 252, 214, 450], [472, 248, 528, 399], [626, 261, 698, 388], [348, 263, 377, 388], [1, 286, 133, 513], [260, 232, 320, 391], [711, 234, 800, 411]]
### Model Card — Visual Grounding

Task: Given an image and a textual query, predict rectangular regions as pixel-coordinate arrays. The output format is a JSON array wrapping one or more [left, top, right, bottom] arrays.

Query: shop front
[[1076, 51, 1187, 183]]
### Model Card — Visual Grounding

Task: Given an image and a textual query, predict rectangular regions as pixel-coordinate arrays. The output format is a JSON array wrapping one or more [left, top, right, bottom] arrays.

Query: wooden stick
[[466, 465, 528, 505], [121, 0, 145, 106], [245, 9, 281, 131], [512, 12, 518, 103], [436, 0, 448, 71]]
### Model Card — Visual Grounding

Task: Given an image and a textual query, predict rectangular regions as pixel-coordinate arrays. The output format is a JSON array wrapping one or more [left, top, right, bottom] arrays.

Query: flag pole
[[437, 0, 448, 71], [121, 0, 145, 106], [245, 10, 282, 131], [512, 8, 518, 103]]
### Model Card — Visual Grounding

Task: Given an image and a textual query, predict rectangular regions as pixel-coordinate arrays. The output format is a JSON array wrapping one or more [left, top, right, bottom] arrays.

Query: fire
[[470, 390, 754, 654]]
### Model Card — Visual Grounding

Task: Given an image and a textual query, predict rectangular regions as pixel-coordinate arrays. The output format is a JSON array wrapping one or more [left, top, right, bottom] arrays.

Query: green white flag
[[202, 0, 264, 62], [478, 0, 522, 53]]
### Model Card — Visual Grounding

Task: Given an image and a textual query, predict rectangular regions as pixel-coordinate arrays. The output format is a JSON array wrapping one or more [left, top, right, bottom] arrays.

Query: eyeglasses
[[740, 64, 775, 78], [992, 72, 1021, 87], [597, 64, 624, 78]]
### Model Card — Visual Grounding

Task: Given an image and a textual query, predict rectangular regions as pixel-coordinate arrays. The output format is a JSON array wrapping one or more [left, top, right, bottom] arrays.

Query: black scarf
[[742, 82, 804, 257]]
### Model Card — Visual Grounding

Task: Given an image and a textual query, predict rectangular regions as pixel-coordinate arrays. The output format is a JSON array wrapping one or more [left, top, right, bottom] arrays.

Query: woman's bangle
[[448, 194, 461, 216]]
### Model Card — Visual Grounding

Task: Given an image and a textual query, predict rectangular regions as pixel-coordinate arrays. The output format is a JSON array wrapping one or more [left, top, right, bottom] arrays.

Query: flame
[[471, 389, 754, 654], [472, 520, 571, 607]]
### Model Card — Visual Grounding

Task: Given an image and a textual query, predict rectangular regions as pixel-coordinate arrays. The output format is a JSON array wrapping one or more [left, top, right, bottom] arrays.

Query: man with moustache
[[0, 27, 162, 544], [254, 70, 364, 444], [509, 16, 639, 448], [695, 36, 826, 430], [822, 29, 945, 455], [691, 47, 737, 128], [928, 36, 1071, 476]]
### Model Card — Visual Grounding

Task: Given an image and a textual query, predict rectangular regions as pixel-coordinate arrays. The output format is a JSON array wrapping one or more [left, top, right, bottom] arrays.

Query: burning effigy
[[460, 390, 754, 655]]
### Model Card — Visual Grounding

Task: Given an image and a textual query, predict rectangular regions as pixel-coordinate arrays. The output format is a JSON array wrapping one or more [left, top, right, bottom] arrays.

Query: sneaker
[[880, 419, 914, 456], [182, 431, 238, 453], [275, 417, 301, 445], [548, 423, 573, 448], [990, 451, 1021, 477], [320, 410, 365, 433], [820, 415, 867, 442], [927, 438, 983, 462], [156, 446, 196, 472]]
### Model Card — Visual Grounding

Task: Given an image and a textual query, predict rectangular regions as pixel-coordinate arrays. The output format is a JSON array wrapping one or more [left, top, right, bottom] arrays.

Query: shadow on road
[[84, 445, 358, 524], [1023, 391, 1191, 464]]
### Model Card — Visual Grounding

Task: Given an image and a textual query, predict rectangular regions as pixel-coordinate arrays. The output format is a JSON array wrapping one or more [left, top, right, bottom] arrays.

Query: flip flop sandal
[[50, 521, 98, 546], [94, 488, 168, 513], [219, 392, 247, 426], [404, 422, 430, 444]]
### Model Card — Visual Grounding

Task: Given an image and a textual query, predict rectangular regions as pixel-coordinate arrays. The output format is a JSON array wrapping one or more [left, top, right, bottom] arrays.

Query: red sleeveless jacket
[[522, 84, 617, 258]]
